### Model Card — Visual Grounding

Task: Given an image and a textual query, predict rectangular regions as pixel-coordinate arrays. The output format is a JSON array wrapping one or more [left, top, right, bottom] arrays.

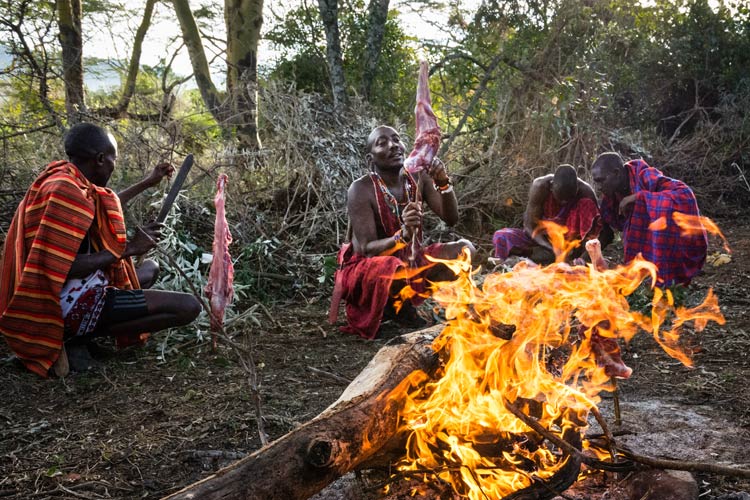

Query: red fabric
[[334, 245, 402, 339], [0, 161, 142, 377], [599, 159, 707, 286], [542, 195, 602, 240], [332, 243, 443, 339], [493, 194, 601, 260], [63, 286, 107, 339], [329, 171, 442, 339]]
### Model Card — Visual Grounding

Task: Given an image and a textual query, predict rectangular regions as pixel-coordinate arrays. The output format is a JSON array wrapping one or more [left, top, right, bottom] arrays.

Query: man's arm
[[421, 161, 458, 226], [523, 176, 552, 250], [67, 222, 162, 279], [348, 180, 411, 257], [118, 163, 173, 206]]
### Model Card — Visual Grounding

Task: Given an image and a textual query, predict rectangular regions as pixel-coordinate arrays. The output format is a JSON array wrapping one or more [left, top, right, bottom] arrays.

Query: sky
[[81, 0, 474, 90]]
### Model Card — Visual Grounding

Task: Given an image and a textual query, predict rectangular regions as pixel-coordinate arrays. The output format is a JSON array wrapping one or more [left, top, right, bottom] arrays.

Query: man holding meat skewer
[[0, 123, 201, 378], [329, 125, 476, 340]]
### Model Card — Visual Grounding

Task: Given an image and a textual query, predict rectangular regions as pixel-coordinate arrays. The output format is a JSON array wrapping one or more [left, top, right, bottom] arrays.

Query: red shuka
[[0, 161, 141, 377], [329, 173, 442, 339]]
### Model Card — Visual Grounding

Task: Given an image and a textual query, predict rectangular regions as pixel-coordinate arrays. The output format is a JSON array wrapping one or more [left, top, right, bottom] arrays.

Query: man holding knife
[[0, 122, 200, 377]]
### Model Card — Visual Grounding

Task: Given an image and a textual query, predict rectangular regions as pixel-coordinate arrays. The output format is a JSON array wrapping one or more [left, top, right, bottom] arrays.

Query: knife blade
[[156, 153, 194, 223]]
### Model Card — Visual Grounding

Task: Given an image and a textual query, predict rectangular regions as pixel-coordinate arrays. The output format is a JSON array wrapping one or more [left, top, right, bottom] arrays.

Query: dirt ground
[[1, 216, 749, 500]]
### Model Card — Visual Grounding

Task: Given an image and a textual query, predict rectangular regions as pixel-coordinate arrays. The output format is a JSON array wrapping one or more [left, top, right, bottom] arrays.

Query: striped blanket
[[0, 161, 141, 377], [599, 159, 707, 286]]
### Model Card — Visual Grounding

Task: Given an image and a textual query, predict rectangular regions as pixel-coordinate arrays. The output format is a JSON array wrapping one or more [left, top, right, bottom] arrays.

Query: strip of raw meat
[[404, 60, 441, 175], [205, 174, 234, 349]]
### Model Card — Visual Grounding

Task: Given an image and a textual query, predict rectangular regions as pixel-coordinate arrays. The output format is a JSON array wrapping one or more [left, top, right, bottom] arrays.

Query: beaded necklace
[[371, 171, 410, 219]]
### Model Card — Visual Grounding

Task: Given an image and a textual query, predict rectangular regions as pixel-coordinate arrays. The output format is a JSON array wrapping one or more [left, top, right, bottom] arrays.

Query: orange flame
[[391, 236, 724, 498], [673, 212, 731, 253], [648, 216, 667, 231], [534, 220, 583, 262]]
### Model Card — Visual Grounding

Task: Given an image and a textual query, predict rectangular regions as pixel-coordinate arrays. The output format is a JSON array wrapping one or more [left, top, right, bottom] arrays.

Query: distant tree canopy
[[265, 0, 415, 120], [0, 0, 748, 232]]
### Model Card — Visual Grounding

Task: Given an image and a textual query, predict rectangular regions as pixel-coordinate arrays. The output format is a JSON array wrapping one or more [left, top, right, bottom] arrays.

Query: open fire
[[392, 220, 727, 499]]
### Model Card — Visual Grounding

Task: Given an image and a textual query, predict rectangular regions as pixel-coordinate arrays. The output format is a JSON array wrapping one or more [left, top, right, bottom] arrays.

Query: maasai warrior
[[329, 125, 475, 339], [591, 152, 707, 287], [493, 164, 601, 264], [0, 123, 201, 377]]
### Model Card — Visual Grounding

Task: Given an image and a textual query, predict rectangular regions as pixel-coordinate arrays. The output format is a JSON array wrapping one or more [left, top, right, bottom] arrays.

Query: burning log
[[163, 325, 588, 500], [163, 328, 440, 500]]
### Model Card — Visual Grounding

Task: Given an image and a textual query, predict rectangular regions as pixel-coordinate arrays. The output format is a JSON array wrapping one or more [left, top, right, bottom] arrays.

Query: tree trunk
[[111, 0, 157, 116], [162, 328, 441, 500], [362, 0, 389, 100], [171, 0, 225, 121], [225, 0, 263, 150], [56, 0, 86, 123], [317, 0, 348, 112]]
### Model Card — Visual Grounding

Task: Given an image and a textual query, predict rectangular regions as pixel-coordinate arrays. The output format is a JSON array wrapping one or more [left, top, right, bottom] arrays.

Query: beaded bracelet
[[434, 177, 453, 192]]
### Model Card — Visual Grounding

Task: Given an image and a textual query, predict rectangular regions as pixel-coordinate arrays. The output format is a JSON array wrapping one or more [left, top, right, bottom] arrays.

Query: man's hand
[[125, 221, 163, 257], [618, 194, 637, 216], [425, 157, 450, 187], [401, 201, 423, 241], [143, 162, 174, 188]]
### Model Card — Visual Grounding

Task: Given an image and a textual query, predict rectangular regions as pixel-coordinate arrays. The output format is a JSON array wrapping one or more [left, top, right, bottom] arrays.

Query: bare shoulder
[[347, 175, 375, 209], [347, 175, 373, 198], [532, 174, 553, 189], [577, 178, 597, 199], [530, 174, 553, 196]]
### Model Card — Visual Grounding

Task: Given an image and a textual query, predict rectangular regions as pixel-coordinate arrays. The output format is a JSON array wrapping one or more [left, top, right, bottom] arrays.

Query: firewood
[[164, 324, 592, 500], [162, 327, 441, 500]]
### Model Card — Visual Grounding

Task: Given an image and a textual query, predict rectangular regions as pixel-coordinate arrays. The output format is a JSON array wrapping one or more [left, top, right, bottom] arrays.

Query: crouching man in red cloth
[[493, 164, 601, 264], [0, 123, 201, 377], [591, 152, 707, 287], [329, 126, 475, 339]]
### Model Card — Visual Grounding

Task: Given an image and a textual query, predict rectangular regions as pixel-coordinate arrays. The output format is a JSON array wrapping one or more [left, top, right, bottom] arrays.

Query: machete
[[156, 153, 194, 223]]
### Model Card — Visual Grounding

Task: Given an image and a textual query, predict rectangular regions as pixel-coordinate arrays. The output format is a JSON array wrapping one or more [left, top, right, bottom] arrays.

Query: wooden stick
[[152, 243, 269, 446], [409, 178, 421, 267], [611, 376, 622, 426], [506, 399, 750, 480], [590, 406, 619, 462], [503, 399, 630, 473], [620, 449, 750, 479]]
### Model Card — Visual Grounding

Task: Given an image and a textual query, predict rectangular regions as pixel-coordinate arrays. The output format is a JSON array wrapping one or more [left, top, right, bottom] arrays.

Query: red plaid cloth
[[599, 159, 707, 286], [493, 195, 601, 260]]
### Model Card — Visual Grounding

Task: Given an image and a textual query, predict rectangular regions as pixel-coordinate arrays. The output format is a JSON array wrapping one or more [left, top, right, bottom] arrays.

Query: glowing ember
[[392, 221, 726, 499]]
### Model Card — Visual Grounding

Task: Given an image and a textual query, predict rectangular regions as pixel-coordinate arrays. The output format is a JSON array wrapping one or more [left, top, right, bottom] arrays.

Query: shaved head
[[591, 151, 628, 197], [64, 122, 116, 161], [592, 152, 624, 175], [551, 164, 579, 203]]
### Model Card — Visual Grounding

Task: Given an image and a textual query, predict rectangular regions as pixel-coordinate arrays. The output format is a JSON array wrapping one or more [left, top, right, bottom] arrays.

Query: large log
[[164, 323, 583, 500], [163, 327, 442, 500]]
